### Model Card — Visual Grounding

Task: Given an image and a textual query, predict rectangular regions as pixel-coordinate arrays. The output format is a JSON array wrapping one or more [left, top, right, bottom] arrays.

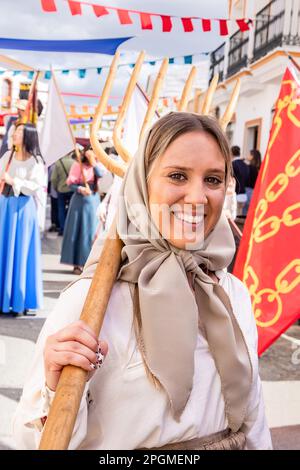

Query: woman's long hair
[[80, 144, 92, 165], [80, 144, 98, 193], [17, 123, 45, 164], [250, 149, 261, 170]]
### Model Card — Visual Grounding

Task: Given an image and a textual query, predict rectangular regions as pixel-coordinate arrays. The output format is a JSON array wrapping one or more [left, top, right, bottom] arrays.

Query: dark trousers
[[57, 191, 73, 235], [50, 196, 59, 228]]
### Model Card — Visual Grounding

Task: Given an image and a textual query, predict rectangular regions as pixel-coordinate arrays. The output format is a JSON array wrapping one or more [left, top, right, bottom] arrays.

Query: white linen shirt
[[0, 151, 45, 197], [12, 271, 273, 450]]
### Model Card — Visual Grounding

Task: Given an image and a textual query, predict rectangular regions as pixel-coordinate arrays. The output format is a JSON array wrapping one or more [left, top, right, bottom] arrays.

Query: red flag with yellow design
[[233, 66, 300, 355]]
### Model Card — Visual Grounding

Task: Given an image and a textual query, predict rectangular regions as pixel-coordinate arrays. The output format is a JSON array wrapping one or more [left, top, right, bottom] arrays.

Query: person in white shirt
[[12, 112, 272, 450], [0, 123, 45, 316]]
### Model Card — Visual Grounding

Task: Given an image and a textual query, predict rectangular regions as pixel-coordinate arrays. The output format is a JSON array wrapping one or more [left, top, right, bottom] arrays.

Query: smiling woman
[[13, 112, 272, 450]]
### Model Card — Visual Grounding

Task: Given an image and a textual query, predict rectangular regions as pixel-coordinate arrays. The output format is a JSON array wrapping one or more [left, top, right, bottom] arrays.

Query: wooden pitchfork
[[39, 55, 239, 449]]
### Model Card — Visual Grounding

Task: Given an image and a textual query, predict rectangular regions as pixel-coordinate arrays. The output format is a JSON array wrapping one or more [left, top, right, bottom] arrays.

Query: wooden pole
[[39, 221, 123, 450], [139, 58, 168, 142], [24, 70, 40, 124], [0, 54, 34, 72], [288, 54, 300, 72], [219, 78, 240, 131], [228, 0, 233, 19], [177, 66, 197, 112], [201, 73, 219, 115], [193, 88, 202, 113], [39, 53, 125, 450], [228, 217, 243, 240], [113, 51, 145, 163], [90, 52, 126, 177]]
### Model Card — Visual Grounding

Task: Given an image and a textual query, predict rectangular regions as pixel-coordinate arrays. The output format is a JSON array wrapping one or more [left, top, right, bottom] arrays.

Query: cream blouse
[[0, 151, 45, 197], [12, 271, 272, 450]]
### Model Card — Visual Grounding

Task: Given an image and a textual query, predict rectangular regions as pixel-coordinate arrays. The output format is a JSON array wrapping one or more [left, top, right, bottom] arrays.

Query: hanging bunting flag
[[161, 16, 172, 32], [181, 18, 194, 33], [117, 9, 133, 25], [39, 1, 252, 36], [140, 12, 153, 30], [219, 19, 228, 35], [78, 68, 86, 78], [236, 19, 250, 32], [4, 51, 206, 81], [41, 0, 57, 12], [184, 55, 193, 64], [92, 5, 109, 17], [202, 19, 211, 32], [68, 0, 82, 15]]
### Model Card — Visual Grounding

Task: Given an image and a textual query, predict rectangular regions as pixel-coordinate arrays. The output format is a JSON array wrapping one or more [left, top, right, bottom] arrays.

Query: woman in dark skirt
[[60, 145, 103, 274]]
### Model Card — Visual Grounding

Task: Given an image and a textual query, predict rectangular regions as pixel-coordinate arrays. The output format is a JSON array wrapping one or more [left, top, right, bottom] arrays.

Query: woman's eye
[[169, 173, 187, 182], [205, 176, 223, 185]]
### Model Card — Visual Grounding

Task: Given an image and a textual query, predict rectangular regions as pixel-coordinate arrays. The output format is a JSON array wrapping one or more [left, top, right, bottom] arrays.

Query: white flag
[[40, 74, 74, 167], [122, 84, 150, 154]]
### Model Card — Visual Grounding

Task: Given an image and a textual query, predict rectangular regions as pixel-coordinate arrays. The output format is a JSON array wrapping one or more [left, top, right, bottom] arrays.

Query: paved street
[[0, 229, 300, 450]]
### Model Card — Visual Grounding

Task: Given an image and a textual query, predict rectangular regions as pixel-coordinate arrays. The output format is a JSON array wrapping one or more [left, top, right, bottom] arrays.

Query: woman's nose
[[184, 182, 208, 205]]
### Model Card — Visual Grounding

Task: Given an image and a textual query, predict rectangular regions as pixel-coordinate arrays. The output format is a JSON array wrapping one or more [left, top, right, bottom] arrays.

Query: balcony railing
[[227, 29, 249, 78], [209, 42, 225, 83], [209, 0, 294, 83], [253, 0, 285, 62]]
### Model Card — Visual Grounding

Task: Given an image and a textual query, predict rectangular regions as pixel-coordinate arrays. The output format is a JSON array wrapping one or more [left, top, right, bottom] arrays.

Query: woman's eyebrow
[[163, 165, 193, 171], [207, 168, 226, 175], [164, 165, 225, 175]]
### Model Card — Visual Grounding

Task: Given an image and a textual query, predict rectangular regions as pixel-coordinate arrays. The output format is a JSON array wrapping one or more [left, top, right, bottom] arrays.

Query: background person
[[0, 99, 28, 158], [51, 151, 75, 236], [231, 145, 249, 216], [242, 149, 262, 216], [60, 145, 103, 275], [0, 123, 45, 316]]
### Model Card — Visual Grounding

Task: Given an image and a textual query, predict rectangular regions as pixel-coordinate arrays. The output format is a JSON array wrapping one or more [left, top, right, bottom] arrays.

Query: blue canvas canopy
[[0, 36, 131, 54]]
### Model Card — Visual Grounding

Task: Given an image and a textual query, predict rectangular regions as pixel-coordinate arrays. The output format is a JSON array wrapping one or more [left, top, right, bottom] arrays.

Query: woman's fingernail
[[96, 351, 105, 368], [90, 363, 97, 370]]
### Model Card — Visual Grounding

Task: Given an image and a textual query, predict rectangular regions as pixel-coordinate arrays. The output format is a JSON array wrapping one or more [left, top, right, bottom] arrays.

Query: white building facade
[[209, 0, 300, 158]]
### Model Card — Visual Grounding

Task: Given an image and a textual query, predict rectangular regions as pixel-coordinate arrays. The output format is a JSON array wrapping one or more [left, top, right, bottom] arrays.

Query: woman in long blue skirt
[[60, 145, 103, 274], [0, 123, 44, 315]]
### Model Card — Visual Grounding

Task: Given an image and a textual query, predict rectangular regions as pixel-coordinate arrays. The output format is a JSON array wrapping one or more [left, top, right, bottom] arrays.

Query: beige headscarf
[[81, 126, 253, 432]]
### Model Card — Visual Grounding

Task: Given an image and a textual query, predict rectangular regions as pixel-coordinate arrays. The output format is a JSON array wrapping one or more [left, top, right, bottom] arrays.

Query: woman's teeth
[[173, 212, 203, 224]]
